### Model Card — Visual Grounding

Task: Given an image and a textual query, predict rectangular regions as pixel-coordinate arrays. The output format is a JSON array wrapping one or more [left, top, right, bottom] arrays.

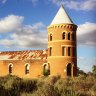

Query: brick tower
[[47, 5, 77, 78]]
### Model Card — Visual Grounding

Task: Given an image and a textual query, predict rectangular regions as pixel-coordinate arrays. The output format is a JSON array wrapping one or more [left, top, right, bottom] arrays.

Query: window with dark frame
[[9, 64, 12, 74], [62, 32, 65, 40], [73, 47, 76, 57], [68, 33, 70, 40], [50, 34, 52, 41], [62, 47, 66, 56], [72, 33, 76, 41], [68, 47, 71, 56], [49, 47, 52, 56], [25, 64, 30, 74]]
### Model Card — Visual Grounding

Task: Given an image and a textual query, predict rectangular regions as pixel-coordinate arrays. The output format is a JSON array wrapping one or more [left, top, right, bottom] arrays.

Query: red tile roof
[[0, 50, 47, 60]]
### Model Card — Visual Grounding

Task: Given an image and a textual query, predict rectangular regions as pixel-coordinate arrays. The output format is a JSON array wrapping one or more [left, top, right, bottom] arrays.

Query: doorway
[[67, 63, 72, 77]]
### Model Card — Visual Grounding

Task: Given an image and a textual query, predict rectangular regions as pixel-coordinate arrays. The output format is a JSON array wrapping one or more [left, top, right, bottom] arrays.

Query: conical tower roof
[[51, 5, 73, 25]]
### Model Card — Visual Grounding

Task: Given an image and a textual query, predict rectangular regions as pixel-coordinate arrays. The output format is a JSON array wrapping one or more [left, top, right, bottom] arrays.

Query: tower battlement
[[48, 24, 77, 32]]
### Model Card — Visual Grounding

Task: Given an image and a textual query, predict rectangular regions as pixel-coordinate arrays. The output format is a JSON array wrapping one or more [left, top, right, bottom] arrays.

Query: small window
[[25, 64, 30, 75], [50, 34, 52, 41], [68, 47, 71, 56], [72, 33, 76, 41], [68, 33, 70, 40], [49, 47, 52, 56], [62, 32, 65, 40], [62, 47, 66, 56], [73, 47, 76, 57], [9, 64, 13, 75]]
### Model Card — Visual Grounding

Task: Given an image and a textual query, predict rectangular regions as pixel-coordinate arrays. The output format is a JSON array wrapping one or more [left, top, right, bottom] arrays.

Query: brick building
[[0, 5, 77, 78]]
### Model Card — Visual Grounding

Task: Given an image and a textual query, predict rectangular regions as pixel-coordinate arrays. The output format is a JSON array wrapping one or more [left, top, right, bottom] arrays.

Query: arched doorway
[[67, 63, 72, 77]]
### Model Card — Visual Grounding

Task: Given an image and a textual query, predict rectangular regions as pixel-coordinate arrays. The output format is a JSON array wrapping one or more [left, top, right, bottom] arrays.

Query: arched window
[[8, 63, 13, 75], [42, 63, 50, 76], [50, 34, 52, 41], [72, 33, 76, 41], [68, 33, 70, 40], [49, 47, 52, 56], [73, 47, 76, 57], [25, 64, 30, 75], [62, 32, 65, 40], [68, 47, 71, 56], [72, 33, 74, 41]]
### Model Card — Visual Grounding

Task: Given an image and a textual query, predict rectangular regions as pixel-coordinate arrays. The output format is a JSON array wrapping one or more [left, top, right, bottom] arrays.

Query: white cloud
[[10, 22, 47, 48], [31, 0, 38, 5], [0, 15, 47, 49], [0, 15, 96, 49], [77, 57, 85, 61], [0, 15, 23, 33], [77, 22, 96, 47], [0, 39, 17, 47], [50, 0, 96, 11], [0, 0, 38, 5], [0, 0, 7, 4]]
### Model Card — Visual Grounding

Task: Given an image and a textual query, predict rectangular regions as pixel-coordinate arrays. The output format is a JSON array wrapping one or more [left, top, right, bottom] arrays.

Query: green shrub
[[19, 79, 37, 93], [0, 74, 96, 96]]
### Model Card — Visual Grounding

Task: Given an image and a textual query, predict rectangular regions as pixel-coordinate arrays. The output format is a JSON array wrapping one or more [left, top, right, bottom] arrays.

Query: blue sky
[[0, 0, 96, 72]]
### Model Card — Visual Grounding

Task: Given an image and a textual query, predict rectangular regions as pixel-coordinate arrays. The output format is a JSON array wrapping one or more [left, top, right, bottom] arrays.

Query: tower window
[[62, 32, 66, 40], [68, 33, 70, 40], [8, 64, 13, 75], [68, 47, 71, 56], [49, 47, 52, 56], [73, 47, 76, 57], [25, 64, 30, 75], [72, 33, 76, 41], [62, 47, 66, 56], [50, 34, 52, 41]]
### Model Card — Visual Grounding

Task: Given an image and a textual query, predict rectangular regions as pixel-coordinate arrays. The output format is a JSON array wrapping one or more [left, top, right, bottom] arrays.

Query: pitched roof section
[[51, 5, 73, 25], [0, 50, 47, 60]]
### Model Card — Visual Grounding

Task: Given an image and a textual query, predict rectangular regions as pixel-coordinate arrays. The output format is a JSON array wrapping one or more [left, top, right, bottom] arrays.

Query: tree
[[92, 65, 96, 75], [77, 67, 87, 76]]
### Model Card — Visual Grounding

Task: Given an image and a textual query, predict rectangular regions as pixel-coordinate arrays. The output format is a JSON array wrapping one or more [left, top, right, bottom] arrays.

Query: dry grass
[[0, 74, 96, 96]]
